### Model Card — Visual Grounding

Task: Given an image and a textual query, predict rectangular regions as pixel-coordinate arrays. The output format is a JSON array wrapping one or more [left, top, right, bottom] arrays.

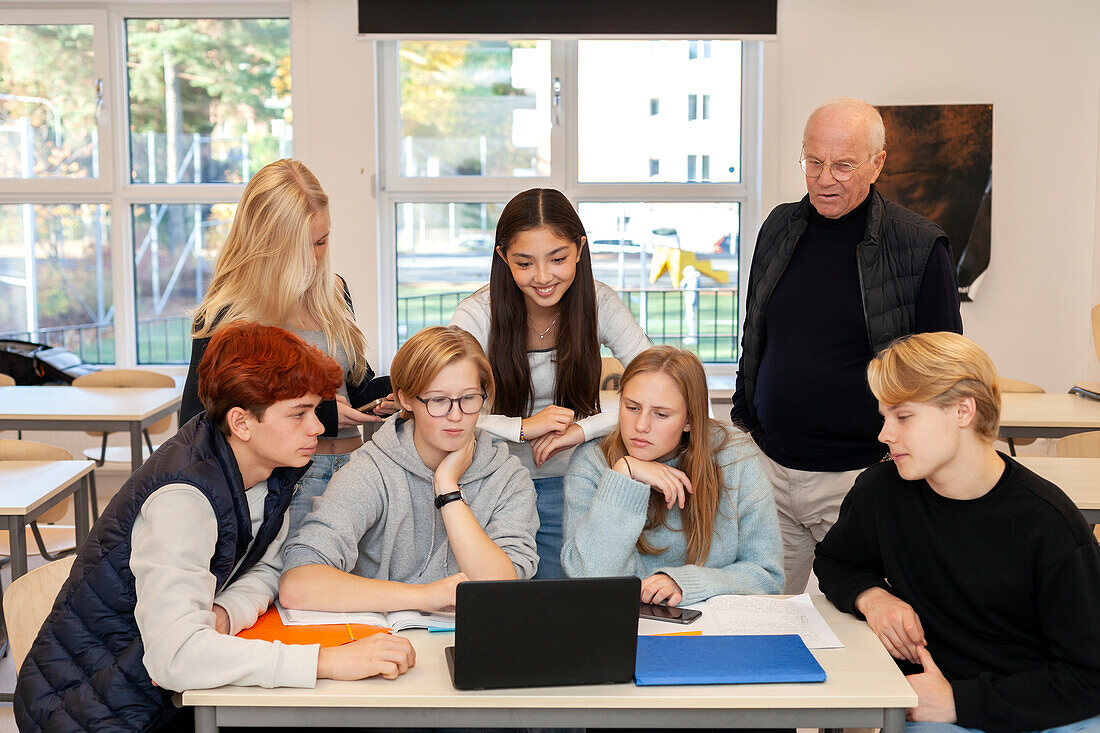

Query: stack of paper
[[638, 593, 843, 649]]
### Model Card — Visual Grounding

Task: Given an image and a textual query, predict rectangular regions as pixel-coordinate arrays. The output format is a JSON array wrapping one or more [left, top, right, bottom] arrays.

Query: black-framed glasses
[[416, 393, 486, 417], [799, 151, 877, 182]]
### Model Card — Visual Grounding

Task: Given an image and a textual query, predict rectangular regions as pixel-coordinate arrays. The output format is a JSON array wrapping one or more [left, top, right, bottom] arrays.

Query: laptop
[[444, 576, 641, 690]]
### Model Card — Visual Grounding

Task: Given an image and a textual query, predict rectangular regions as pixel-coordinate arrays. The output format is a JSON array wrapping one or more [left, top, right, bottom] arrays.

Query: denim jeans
[[906, 714, 1100, 733], [532, 475, 565, 579], [288, 452, 352, 538]]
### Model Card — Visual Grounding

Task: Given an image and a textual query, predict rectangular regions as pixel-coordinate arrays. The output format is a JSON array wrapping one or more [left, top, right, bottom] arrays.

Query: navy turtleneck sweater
[[753, 194, 959, 471]]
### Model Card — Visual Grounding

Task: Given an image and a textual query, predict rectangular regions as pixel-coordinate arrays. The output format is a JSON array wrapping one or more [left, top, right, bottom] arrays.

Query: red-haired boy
[[15, 323, 415, 733]]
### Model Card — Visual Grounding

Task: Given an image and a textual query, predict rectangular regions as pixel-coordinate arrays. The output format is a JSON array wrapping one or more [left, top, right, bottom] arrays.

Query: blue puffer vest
[[13, 414, 306, 733]]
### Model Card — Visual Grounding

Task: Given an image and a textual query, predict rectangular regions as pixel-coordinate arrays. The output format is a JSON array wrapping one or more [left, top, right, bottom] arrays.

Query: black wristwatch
[[434, 489, 464, 509]]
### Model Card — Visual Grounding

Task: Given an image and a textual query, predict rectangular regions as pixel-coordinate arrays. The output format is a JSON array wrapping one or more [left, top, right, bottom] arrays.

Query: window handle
[[94, 78, 104, 123], [552, 76, 562, 125]]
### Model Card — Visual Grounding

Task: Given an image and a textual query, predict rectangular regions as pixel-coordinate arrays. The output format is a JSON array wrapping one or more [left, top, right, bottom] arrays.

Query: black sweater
[[814, 455, 1100, 732], [751, 196, 961, 471]]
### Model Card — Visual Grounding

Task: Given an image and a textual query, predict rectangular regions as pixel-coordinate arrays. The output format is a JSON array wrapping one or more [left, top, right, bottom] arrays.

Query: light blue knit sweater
[[561, 428, 784, 604]]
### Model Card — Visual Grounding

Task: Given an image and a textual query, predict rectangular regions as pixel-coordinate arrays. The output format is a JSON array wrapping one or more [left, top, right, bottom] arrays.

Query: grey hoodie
[[283, 417, 539, 581]]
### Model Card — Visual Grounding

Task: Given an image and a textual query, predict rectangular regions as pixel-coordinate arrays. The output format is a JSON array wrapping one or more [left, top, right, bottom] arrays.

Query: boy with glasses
[[279, 325, 538, 615], [815, 332, 1100, 732]]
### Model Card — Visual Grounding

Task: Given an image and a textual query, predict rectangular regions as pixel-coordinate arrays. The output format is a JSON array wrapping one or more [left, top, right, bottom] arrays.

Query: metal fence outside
[[1, 287, 739, 367]]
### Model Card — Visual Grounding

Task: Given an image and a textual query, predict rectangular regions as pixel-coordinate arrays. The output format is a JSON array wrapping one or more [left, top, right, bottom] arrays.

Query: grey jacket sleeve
[[282, 451, 386, 573], [478, 457, 540, 579]]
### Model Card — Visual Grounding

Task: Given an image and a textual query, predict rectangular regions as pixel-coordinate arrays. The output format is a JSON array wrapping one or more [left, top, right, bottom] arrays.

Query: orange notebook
[[236, 606, 389, 647]]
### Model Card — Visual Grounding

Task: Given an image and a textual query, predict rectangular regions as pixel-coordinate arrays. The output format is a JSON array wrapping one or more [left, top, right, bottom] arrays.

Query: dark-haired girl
[[450, 188, 649, 578]]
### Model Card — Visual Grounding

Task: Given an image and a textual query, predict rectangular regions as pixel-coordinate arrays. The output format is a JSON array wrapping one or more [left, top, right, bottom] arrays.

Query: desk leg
[[883, 707, 906, 733], [129, 423, 144, 473], [6, 516, 28, 579], [193, 706, 217, 733], [74, 475, 90, 546]]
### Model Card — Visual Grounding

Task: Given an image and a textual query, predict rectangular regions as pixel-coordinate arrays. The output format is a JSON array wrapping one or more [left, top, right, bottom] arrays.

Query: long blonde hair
[[192, 159, 369, 382], [601, 346, 740, 565]]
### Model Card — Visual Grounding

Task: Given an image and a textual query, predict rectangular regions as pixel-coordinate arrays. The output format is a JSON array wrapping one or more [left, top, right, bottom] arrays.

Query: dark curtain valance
[[357, 0, 776, 38]]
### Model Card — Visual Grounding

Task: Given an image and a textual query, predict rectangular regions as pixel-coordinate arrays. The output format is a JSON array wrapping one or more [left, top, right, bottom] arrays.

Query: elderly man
[[732, 97, 962, 593]]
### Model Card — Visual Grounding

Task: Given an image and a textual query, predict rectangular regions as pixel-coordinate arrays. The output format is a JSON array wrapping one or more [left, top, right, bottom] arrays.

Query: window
[[688, 94, 710, 122], [688, 41, 711, 60], [0, 10, 292, 365], [378, 39, 759, 371]]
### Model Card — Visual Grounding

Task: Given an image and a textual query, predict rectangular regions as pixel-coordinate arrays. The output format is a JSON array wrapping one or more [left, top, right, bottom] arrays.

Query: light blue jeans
[[288, 452, 352, 537], [533, 475, 565, 579], [907, 715, 1100, 733]]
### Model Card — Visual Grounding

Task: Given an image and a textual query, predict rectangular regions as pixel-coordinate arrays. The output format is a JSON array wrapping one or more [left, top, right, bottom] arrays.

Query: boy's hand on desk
[[419, 572, 469, 611], [317, 633, 416, 681], [530, 424, 584, 467], [855, 586, 926, 664], [641, 573, 683, 607], [905, 646, 957, 723], [212, 603, 230, 635]]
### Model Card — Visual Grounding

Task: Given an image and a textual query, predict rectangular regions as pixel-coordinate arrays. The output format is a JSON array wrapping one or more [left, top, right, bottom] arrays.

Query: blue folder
[[634, 634, 826, 685]]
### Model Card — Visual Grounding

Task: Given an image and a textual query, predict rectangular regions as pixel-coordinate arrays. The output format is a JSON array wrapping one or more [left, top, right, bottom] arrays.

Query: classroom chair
[[2, 555, 75, 670], [601, 357, 625, 391], [997, 377, 1044, 456], [1056, 430, 1100, 541], [0, 439, 82, 561], [72, 369, 174, 518], [1056, 430, 1100, 458], [1070, 305, 1100, 400], [0, 373, 17, 439]]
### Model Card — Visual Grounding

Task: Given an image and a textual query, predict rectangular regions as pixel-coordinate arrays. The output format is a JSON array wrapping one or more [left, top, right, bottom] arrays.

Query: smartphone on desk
[[639, 602, 702, 624]]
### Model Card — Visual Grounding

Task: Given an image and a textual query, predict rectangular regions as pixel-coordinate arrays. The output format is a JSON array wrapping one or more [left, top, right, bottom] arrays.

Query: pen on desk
[[346, 622, 355, 641]]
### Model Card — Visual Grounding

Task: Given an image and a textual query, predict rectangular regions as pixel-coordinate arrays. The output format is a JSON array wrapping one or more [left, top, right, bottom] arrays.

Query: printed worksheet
[[637, 594, 843, 649]]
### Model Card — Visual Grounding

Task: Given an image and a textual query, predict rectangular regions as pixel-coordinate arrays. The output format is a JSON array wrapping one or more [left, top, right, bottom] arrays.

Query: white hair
[[804, 97, 886, 154]]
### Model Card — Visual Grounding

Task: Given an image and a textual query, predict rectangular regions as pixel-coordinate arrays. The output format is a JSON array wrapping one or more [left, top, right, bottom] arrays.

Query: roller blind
[[357, 0, 776, 38]]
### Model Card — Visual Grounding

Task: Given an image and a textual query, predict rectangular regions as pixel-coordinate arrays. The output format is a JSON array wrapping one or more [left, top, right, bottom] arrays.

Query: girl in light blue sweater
[[562, 346, 783, 605]]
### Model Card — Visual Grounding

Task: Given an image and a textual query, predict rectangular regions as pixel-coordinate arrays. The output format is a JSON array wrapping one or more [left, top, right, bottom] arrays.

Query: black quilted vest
[[13, 414, 305, 733], [736, 187, 948, 437]]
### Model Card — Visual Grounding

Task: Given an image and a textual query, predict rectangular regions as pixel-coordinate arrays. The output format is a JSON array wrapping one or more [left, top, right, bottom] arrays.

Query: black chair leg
[[1007, 437, 1017, 456], [29, 523, 66, 562], [97, 432, 109, 467]]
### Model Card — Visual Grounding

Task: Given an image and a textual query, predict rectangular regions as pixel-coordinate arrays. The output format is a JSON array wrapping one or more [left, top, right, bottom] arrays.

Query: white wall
[[291, 0, 383, 367], [764, 0, 1100, 390], [296, 0, 1100, 392]]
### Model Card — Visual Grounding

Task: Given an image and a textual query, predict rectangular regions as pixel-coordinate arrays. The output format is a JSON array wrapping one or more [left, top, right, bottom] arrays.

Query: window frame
[[376, 39, 761, 375], [0, 2, 293, 367]]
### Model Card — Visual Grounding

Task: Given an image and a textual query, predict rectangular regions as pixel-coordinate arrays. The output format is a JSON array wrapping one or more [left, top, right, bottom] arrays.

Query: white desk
[[0, 384, 182, 472], [0, 460, 94, 578], [1017, 456, 1100, 524], [184, 595, 916, 733], [1000, 393, 1100, 440]]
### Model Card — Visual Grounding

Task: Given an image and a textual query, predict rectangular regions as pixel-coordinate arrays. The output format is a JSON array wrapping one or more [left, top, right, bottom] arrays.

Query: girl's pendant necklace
[[530, 314, 559, 341]]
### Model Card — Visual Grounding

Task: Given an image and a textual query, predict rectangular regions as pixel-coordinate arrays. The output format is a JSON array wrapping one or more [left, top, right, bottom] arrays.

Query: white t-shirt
[[130, 480, 318, 691], [450, 280, 650, 478]]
